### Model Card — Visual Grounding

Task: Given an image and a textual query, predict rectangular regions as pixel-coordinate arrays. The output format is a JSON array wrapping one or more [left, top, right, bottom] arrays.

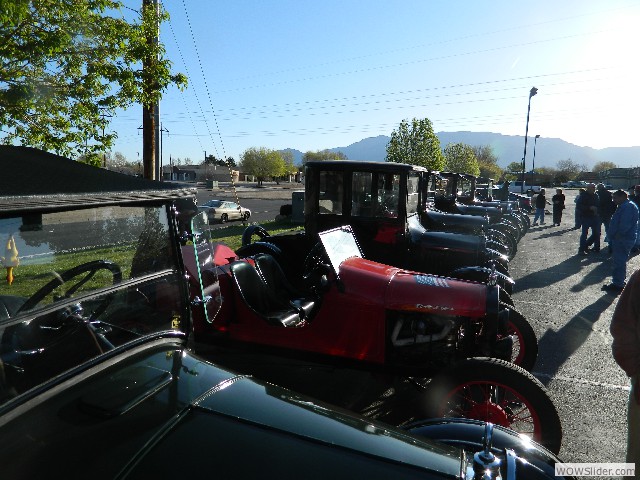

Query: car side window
[[318, 171, 343, 215], [407, 173, 420, 214], [0, 206, 185, 405], [376, 173, 400, 218]]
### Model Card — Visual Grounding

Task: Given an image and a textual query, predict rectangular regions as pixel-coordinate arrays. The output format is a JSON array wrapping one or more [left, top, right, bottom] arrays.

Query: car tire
[[499, 301, 538, 372], [422, 357, 562, 454], [243, 211, 251, 221], [220, 213, 228, 223]]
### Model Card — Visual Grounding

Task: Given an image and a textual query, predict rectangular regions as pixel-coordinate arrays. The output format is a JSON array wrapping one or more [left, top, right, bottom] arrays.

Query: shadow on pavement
[[535, 294, 616, 385]]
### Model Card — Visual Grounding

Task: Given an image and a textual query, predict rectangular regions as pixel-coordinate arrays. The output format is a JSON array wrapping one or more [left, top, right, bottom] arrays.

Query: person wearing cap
[[602, 189, 639, 294]]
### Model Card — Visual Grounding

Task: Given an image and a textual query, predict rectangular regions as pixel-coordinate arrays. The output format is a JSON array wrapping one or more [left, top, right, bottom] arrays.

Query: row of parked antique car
[[0, 147, 572, 479]]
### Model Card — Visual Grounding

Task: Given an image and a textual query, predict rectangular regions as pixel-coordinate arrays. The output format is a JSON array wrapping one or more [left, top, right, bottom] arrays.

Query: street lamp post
[[520, 87, 538, 192], [532, 134, 541, 178]]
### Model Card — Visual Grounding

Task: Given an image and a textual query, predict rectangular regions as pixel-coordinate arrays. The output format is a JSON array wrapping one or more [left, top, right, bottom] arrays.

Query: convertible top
[[0, 146, 196, 215]]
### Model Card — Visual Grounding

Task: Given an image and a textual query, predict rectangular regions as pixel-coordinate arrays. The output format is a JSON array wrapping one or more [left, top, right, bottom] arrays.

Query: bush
[[280, 204, 293, 216]]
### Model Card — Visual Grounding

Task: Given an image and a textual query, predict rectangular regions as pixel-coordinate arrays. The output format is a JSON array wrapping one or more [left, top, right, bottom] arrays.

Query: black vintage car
[[246, 160, 514, 292], [0, 146, 572, 479]]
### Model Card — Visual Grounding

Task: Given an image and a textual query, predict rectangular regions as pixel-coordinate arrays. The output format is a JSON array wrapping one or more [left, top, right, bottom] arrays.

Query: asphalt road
[[511, 189, 633, 464], [196, 183, 298, 228], [194, 182, 633, 464]]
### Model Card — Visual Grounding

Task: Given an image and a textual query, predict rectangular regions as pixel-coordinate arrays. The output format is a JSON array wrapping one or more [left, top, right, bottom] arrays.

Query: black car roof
[[305, 160, 428, 173], [0, 146, 196, 215]]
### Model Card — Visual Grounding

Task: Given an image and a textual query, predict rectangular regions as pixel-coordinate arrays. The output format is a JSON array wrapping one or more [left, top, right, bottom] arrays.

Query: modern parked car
[[0, 146, 573, 479], [199, 199, 251, 223]]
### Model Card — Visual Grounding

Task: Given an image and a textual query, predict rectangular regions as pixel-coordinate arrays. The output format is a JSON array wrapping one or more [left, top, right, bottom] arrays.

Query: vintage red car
[[194, 225, 561, 453]]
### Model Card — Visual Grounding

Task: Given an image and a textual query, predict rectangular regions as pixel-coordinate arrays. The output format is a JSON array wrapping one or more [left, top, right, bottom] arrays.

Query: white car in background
[[198, 199, 251, 223]]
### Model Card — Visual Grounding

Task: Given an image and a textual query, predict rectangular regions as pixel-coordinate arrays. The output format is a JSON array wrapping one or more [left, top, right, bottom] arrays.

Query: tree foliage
[[556, 158, 585, 180], [0, 0, 187, 158], [479, 162, 503, 181], [385, 118, 445, 170], [469, 145, 503, 180], [443, 143, 480, 176], [592, 161, 617, 173], [204, 155, 236, 167], [302, 149, 347, 163], [472, 145, 498, 165], [240, 147, 286, 186]]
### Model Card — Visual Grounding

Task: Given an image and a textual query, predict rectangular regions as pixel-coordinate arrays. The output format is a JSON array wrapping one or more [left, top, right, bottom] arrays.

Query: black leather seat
[[253, 254, 317, 320], [229, 261, 304, 327]]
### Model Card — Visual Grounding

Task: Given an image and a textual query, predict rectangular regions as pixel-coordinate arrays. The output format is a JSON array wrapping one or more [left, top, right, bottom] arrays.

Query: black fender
[[448, 265, 514, 294], [406, 418, 566, 476], [241, 224, 271, 247]]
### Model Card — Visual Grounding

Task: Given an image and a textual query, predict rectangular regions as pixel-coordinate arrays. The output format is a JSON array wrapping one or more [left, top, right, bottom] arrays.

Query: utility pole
[[142, 0, 160, 180], [99, 110, 112, 168]]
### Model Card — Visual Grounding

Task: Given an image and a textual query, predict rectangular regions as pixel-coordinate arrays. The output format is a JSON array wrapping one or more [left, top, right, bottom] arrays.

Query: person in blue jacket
[[602, 189, 640, 294]]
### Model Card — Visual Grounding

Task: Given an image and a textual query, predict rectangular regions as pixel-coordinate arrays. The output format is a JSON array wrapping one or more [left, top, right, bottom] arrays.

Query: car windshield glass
[[205, 200, 222, 207], [0, 205, 185, 404], [318, 226, 362, 273]]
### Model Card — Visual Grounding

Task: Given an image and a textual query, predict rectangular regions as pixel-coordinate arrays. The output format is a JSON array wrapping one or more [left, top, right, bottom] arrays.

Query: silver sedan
[[198, 199, 251, 223]]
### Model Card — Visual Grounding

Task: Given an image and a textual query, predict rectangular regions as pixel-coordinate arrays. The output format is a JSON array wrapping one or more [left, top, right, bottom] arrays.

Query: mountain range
[[282, 132, 640, 170]]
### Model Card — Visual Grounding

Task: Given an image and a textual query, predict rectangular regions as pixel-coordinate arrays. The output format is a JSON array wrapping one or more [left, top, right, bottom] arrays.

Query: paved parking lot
[[511, 189, 636, 463]]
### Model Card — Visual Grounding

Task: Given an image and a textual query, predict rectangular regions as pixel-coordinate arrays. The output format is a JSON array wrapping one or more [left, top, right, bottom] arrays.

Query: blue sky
[[111, 0, 640, 165]]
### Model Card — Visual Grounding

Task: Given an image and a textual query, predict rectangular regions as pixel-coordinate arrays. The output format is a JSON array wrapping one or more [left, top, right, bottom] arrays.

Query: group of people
[[572, 183, 640, 294], [532, 183, 640, 294], [528, 183, 640, 464], [531, 187, 566, 226]]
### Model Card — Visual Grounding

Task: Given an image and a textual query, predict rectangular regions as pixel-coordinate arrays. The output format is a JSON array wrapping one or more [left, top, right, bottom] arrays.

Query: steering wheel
[[302, 243, 332, 292], [16, 260, 122, 314], [241, 224, 271, 247]]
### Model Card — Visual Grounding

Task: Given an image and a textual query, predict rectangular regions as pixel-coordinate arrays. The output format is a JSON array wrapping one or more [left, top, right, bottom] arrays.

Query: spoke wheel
[[424, 357, 562, 454]]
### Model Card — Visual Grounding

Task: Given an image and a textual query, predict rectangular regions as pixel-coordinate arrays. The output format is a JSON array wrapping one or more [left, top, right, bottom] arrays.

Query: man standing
[[610, 269, 640, 463], [629, 185, 640, 253], [597, 183, 615, 242], [602, 189, 639, 294], [532, 188, 548, 226], [577, 183, 601, 255]]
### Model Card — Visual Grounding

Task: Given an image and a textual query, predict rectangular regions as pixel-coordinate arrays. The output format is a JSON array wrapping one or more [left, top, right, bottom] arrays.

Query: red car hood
[[339, 257, 488, 317]]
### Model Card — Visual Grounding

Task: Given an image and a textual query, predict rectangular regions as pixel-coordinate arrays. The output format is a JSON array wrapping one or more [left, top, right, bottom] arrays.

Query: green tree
[[479, 162, 503, 181], [0, 0, 187, 160], [385, 117, 445, 170], [279, 150, 298, 177], [472, 144, 502, 179], [556, 158, 583, 181], [443, 143, 480, 176], [472, 145, 498, 165], [593, 161, 617, 173], [240, 147, 286, 186], [302, 149, 347, 163], [503, 161, 524, 181]]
